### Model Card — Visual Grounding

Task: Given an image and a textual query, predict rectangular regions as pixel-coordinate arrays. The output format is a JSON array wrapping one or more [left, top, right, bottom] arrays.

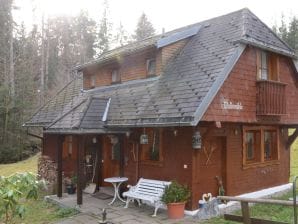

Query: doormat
[[93, 193, 113, 200]]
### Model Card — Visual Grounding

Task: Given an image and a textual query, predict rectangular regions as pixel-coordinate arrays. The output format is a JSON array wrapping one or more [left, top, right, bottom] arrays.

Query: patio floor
[[46, 190, 200, 224]]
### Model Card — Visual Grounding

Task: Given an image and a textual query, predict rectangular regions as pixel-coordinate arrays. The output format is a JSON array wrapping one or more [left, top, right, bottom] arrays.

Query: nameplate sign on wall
[[222, 100, 243, 110]]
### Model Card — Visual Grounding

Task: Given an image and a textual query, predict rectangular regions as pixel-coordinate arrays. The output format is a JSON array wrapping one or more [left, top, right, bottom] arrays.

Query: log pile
[[38, 156, 57, 193]]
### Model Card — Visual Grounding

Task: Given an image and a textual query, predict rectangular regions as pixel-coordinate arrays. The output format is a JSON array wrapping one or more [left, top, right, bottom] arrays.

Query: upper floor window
[[257, 50, 279, 81], [243, 126, 279, 168], [111, 69, 121, 84], [146, 59, 156, 76], [90, 75, 96, 88]]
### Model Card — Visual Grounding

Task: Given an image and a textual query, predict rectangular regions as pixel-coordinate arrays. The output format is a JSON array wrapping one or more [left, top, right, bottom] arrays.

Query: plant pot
[[66, 185, 76, 194], [167, 202, 186, 219]]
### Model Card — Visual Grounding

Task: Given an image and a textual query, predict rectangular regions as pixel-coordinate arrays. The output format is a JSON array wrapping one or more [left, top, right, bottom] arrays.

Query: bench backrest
[[134, 178, 171, 198]]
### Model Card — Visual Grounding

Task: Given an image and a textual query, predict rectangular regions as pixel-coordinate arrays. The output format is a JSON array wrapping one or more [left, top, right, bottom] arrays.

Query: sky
[[14, 0, 298, 35]]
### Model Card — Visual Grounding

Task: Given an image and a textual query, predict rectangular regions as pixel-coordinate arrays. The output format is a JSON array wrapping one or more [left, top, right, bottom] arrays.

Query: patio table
[[104, 177, 128, 205]]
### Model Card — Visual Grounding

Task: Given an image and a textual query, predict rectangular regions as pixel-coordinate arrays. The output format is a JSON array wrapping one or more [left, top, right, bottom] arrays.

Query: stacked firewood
[[38, 156, 57, 188]]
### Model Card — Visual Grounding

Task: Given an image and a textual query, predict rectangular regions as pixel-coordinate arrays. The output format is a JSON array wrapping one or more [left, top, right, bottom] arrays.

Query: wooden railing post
[[241, 201, 251, 224]]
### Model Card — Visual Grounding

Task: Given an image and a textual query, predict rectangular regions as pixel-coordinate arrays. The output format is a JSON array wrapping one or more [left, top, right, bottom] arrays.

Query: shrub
[[0, 172, 46, 223], [161, 181, 191, 204]]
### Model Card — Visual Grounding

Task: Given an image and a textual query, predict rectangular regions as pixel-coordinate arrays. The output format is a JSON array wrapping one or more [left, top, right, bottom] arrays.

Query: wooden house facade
[[25, 8, 298, 210]]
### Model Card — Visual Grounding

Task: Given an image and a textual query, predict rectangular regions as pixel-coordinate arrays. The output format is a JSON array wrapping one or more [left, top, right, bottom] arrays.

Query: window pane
[[264, 130, 277, 160], [111, 69, 120, 83], [147, 59, 156, 76], [141, 129, 161, 162], [260, 52, 268, 80], [246, 132, 255, 160]]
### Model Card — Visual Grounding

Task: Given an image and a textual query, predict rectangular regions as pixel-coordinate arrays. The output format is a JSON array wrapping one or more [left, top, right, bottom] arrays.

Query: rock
[[196, 198, 219, 220]]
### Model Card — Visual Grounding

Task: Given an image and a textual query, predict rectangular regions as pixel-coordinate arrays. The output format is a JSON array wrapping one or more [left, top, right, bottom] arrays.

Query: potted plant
[[65, 175, 77, 194], [161, 181, 191, 219]]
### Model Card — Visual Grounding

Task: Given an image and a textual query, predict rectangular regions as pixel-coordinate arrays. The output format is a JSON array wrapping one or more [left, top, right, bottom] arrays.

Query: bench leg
[[152, 202, 162, 217], [124, 197, 132, 208]]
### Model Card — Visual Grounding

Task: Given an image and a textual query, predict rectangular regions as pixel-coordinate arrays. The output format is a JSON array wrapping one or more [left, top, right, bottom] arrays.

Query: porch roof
[[24, 8, 296, 132]]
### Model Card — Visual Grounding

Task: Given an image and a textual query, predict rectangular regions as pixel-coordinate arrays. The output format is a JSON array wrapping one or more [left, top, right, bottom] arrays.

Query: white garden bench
[[123, 178, 171, 217]]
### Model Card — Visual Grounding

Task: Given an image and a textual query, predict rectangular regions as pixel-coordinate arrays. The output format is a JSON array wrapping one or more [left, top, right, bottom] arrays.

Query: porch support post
[[57, 135, 64, 198], [77, 135, 85, 205], [119, 134, 125, 177], [94, 136, 101, 192]]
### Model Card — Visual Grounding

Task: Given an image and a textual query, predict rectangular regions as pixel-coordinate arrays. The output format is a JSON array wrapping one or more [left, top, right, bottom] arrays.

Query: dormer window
[[257, 50, 279, 81], [90, 75, 96, 88], [111, 69, 120, 84], [146, 59, 156, 76]]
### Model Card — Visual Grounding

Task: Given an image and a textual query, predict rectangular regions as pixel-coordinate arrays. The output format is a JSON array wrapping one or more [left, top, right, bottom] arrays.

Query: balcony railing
[[256, 80, 287, 116]]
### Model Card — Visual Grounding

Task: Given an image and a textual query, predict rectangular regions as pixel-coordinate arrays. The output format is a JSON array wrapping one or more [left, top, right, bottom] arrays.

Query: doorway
[[198, 136, 227, 198]]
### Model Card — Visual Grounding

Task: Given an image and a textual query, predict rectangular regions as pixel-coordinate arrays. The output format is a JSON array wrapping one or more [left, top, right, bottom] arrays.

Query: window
[[111, 69, 120, 84], [257, 50, 279, 81], [141, 128, 163, 164], [63, 136, 73, 158], [90, 75, 96, 88], [243, 126, 279, 167], [146, 59, 156, 76]]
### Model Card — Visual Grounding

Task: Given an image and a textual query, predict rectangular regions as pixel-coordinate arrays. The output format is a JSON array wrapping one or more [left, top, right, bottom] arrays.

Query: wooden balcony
[[256, 80, 287, 116]]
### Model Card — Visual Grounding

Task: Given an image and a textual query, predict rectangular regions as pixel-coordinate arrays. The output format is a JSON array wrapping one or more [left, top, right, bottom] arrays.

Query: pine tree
[[97, 0, 112, 55], [287, 17, 298, 52], [114, 22, 128, 47], [133, 13, 155, 41]]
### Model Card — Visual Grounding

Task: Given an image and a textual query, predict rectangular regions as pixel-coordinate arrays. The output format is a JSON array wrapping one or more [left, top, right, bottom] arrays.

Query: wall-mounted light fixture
[[92, 137, 97, 144], [192, 130, 202, 149], [173, 129, 178, 137], [126, 131, 131, 138], [140, 128, 148, 144]]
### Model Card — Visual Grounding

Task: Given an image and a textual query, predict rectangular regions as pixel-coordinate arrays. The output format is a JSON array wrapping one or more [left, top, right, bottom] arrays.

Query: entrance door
[[198, 136, 226, 198], [102, 135, 121, 186]]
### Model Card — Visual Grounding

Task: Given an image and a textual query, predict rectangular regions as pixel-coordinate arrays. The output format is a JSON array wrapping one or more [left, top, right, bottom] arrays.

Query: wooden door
[[102, 136, 121, 186], [197, 136, 226, 198]]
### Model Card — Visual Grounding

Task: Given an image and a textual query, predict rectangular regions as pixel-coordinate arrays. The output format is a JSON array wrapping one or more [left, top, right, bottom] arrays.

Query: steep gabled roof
[[24, 8, 296, 132]]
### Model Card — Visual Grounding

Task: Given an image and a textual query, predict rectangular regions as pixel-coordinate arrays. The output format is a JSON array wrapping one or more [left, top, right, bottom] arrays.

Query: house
[[24, 8, 298, 211]]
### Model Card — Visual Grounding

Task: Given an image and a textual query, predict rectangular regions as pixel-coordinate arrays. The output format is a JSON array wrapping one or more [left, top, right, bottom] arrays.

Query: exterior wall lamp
[[140, 128, 149, 144], [192, 130, 202, 149]]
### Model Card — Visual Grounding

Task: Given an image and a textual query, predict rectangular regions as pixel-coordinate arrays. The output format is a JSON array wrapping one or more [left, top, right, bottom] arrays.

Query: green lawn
[[0, 153, 39, 176]]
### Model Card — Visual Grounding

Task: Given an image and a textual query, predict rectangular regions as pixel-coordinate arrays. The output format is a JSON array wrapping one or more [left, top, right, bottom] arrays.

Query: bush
[[161, 181, 191, 204], [0, 172, 46, 224]]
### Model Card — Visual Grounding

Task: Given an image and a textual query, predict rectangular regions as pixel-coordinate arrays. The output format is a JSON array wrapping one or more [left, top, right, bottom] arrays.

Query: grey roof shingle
[[24, 8, 296, 132]]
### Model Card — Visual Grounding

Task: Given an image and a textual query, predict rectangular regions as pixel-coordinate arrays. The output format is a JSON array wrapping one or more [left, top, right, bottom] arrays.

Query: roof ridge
[[76, 96, 93, 129], [46, 97, 87, 129]]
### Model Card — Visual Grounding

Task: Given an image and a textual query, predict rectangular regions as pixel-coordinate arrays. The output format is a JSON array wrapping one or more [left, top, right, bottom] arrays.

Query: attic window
[[90, 75, 96, 88], [257, 50, 279, 81], [146, 59, 156, 76], [111, 69, 121, 84]]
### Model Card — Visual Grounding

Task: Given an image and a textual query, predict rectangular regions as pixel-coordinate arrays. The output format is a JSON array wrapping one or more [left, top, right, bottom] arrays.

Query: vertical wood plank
[[77, 135, 85, 205], [57, 135, 64, 198], [241, 201, 251, 224]]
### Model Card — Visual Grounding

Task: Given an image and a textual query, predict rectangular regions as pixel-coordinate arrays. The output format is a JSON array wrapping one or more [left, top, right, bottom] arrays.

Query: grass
[[0, 153, 39, 176], [6, 196, 78, 224]]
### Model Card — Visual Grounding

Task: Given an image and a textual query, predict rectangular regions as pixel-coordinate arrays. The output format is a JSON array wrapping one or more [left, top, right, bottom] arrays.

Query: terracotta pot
[[167, 202, 186, 219]]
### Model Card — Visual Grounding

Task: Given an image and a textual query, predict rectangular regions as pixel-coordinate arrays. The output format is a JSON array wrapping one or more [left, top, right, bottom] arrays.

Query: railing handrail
[[256, 79, 288, 86], [217, 196, 295, 206]]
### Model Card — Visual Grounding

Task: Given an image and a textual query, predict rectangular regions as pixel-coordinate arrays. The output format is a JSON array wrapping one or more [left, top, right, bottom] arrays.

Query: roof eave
[[239, 38, 296, 59]]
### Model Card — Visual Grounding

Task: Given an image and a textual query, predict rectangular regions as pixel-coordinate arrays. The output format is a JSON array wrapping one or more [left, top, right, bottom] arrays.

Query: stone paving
[[48, 193, 201, 224]]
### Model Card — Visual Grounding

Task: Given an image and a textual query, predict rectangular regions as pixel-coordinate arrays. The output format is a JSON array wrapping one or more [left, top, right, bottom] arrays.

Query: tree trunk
[[9, 11, 14, 98], [40, 14, 45, 102]]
